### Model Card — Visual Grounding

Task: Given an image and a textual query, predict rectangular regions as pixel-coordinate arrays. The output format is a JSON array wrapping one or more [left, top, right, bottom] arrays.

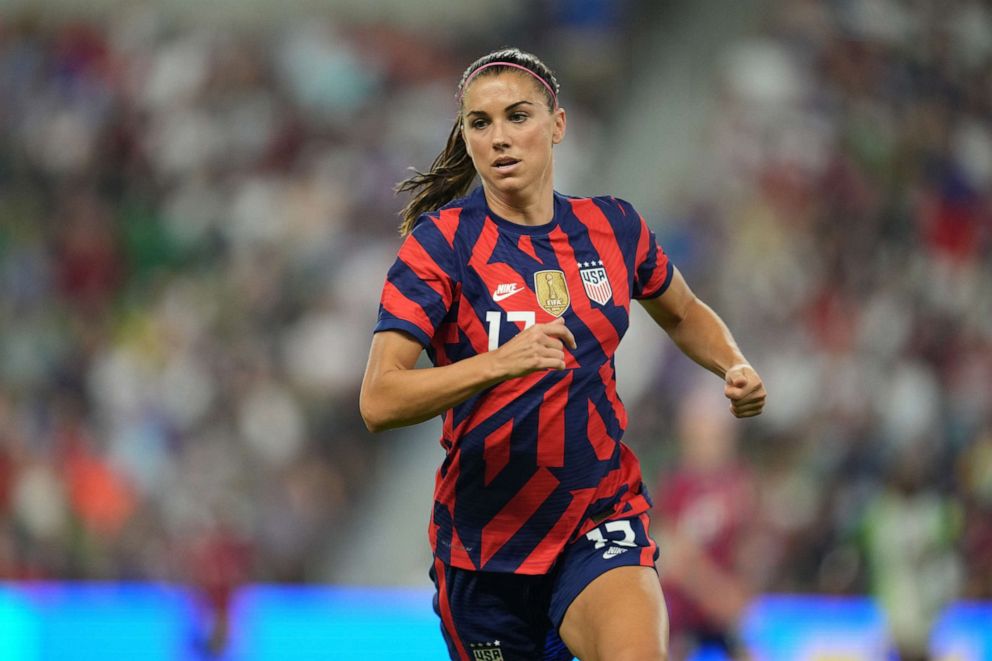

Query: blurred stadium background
[[0, 0, 990, 658]]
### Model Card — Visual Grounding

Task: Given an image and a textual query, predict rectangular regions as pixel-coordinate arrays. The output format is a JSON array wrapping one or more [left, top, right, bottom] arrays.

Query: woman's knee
[[591, 640, 667, 661]]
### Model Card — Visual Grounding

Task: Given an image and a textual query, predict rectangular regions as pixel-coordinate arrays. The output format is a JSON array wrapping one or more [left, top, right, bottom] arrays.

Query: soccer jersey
[[374, 186, 673, 574]]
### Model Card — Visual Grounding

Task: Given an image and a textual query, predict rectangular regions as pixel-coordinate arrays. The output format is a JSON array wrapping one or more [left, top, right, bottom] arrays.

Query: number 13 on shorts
[[585, 520, 637, 558]]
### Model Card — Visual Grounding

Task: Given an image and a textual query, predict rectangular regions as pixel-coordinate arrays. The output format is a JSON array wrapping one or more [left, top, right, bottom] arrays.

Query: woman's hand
[[489, 317, 577, 379], [723, 364, 766, 418]]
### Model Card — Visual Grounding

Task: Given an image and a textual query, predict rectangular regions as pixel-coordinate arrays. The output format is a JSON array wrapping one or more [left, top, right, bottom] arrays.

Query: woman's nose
[[491, 121, 509, 149]]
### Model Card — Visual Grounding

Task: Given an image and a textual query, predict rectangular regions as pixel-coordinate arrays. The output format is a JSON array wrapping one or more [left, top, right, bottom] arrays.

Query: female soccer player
[[360, 48, 766, 661]]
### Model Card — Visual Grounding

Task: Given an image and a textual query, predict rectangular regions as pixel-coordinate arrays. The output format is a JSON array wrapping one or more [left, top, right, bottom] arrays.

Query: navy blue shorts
[[429, 512, 658, 661]]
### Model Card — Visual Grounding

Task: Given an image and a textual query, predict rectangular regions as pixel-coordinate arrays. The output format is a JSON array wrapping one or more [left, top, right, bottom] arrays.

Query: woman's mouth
[[493, 157, 520, 172]]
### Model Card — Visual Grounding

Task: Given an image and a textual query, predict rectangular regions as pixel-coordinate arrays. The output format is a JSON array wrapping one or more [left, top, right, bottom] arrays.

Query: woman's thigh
[[559, 565, 669, 661]]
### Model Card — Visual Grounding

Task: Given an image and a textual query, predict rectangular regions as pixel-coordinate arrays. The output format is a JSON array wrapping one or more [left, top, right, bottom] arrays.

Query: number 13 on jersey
[[486, 311, 536, 351]]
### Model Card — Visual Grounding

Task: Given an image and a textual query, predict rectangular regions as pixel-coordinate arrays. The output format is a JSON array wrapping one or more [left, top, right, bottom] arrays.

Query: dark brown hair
[[395, 48, 560, 235]]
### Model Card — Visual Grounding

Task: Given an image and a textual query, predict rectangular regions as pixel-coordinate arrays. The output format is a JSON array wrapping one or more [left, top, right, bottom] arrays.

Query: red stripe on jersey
[[381, 281, 434, 338], [638, 512, 657, 566], [483, 419, 513, 486], [462, 371, 547, 438], [442, 411, 454, 450], [569, 198, 629, 309], [454, 284, 490, 356], [615, 443, 651, 518], [436, 207, 461, 249], [399, 234, 452, 302], [439, 319, 460, 345], [538, 371, 572, 467], [547, 227, 620, 356], [429, 506, 439, 551], [599, 360, 627, 430], [587, 398, 614, 461], [481, 467, 560, 567], [634, 215, 652, 277], [625, 492, 651, 517], [435, 447, 461, 512], [431, 321, 459, 367], [449, 526, 476, 569], [517, 234, 541, 263], [634, 215, 670, 295], [636, 217, 668, 291], [469, 219, 531, 312], [433, 558, 470, 661], [434, 448, 478, 570], [517, 487, 596, 573], [613, 196, 627, 216], [618, 444, 643, 494], [594, 467, 623, 507], [575, 464, 652, 543]]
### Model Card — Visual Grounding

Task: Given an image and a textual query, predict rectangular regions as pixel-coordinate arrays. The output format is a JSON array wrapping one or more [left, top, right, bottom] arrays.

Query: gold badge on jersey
[[533, 270, 570, 317]]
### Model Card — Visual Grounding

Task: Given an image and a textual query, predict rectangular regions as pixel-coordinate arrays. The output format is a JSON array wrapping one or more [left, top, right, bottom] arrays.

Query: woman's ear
[[552, 107, 566, 145]]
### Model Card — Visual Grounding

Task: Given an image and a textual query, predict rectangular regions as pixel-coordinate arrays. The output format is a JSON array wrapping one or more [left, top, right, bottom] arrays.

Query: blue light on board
[[0, 583, 193, 660], [0, 583, 989, 660], [227, 585, 448, 660], [741, 595, 896, 660], [930, 602, 992, 661]]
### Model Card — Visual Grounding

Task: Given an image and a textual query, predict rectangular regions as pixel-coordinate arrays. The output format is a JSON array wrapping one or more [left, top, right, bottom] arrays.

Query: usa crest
[[470, 642, 505, 661], [579, 260, 612, 305], [533, 270, 570, 317]]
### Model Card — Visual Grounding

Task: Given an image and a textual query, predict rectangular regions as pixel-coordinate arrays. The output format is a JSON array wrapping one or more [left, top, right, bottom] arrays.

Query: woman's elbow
[[359, 385, 388, 433], [359, 396, 389, 433], [361, 412, 384, 434]]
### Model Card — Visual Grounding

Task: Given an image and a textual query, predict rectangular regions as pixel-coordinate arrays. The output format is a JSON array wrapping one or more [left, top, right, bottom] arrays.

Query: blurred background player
[[653, 379, 758, 661]]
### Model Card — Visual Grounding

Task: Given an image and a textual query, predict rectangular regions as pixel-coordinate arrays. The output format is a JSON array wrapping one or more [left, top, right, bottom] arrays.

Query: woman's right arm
[[359, 319, 577, 432]]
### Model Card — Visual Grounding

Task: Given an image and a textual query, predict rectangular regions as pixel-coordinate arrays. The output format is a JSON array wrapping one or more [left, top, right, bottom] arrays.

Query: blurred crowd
[[0, 0, 633, 590], [0, 10, 412, 586], [0, 0, 990, 658], [633, 0, 992, 657]]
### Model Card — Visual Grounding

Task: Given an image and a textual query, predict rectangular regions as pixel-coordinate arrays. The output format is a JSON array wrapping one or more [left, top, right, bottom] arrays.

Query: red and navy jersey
[[374, 186, 673, 574]]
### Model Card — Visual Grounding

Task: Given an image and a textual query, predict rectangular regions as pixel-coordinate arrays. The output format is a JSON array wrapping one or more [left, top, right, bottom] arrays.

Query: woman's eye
[[471, 119, 488, 129], [510, 112, 528, 122]]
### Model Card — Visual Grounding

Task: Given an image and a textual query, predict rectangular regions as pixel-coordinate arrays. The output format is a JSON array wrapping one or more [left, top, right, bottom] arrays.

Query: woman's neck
[[483, 179, 555, 226]]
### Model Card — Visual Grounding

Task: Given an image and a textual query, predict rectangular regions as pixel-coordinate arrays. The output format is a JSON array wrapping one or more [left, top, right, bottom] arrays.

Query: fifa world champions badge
[[578, 260, 612, 305], [533, 270, 570, 317]]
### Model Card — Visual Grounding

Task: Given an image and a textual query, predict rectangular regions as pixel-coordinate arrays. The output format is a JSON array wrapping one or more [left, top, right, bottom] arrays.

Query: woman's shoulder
[[411, 187, 486, 233], [557, 191, 643, 224]]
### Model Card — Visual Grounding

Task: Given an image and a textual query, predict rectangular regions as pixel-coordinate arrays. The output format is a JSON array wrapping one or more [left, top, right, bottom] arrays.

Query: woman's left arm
[[638, 266, 766, 418]]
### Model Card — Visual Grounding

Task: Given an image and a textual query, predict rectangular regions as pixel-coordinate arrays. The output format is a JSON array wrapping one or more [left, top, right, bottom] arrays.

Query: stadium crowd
[[632, 1, 992, 656], [0, 1, 633, 585], [0, 1, 989, 657]]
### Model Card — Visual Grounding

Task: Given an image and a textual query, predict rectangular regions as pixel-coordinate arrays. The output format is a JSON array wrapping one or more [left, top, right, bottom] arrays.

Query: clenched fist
[[491, 317, 577, 379], [723, 364, 766, 418]]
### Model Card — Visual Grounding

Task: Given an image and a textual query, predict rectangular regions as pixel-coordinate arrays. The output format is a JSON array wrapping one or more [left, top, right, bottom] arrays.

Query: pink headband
[[459, 62, 558, 109]]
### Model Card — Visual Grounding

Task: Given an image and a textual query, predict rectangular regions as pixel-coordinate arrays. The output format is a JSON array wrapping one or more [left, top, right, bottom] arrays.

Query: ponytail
[[395, 119, 476, 236]]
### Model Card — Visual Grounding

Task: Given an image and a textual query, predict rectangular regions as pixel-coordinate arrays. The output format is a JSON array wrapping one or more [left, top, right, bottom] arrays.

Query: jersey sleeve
[[374, 215, 457, 347], [616, 199, 674, 300]]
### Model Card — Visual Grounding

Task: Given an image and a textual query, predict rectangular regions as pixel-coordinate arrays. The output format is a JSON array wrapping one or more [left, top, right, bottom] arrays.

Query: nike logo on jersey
[[492, 283, 525, 302]]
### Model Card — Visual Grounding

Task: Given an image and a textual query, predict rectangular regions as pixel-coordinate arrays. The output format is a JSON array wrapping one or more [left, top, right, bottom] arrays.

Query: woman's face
[[460, 71, 565, 201]]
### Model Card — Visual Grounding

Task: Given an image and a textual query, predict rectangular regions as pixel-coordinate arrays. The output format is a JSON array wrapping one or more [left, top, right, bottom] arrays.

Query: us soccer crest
[[533, 270, 570, 317], [470, 642, 505, 661], [579, 260, 612, 305]]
